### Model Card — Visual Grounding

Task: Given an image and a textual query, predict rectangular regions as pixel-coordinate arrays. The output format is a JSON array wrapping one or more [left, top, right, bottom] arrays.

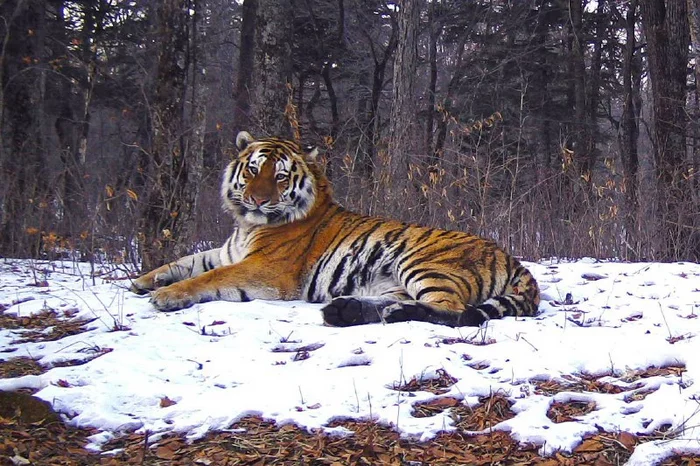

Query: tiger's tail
[[467, 260, 540, 326]]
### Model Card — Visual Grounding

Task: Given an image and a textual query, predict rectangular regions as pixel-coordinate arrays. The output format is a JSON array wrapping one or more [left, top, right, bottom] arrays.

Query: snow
[[1, 258, 700, 463]]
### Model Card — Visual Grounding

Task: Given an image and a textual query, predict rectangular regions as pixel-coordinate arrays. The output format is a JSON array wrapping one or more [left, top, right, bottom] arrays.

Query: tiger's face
[[221, 131, 319, 226]]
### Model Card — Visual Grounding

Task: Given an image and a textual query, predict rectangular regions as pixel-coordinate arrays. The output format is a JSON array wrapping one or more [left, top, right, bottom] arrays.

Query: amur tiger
[[130, 131, 540, 327]]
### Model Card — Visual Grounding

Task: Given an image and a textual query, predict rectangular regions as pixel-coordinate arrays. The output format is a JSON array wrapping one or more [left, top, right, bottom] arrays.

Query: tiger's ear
[[302, 144, 319, 161], [236, 131, 255, 151]]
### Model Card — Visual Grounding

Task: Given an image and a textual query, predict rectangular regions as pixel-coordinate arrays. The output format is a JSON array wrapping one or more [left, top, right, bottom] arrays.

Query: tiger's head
[[221, 131, 329, 226]]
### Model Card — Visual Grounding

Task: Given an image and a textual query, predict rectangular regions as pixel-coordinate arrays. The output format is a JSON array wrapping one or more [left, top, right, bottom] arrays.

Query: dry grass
[[391, 368, 458, 395]]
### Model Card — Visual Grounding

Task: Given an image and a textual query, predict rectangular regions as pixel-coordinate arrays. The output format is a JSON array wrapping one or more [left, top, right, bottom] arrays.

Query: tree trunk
[[140, 0, 206, 270], [615, 0, 642, 259], [569, 0, 595, 178], [690, 0, 700, 87], [252, 0, 293, 136], [355, 18, 396, 180], [689, 0, 700, 200], [232, 0, 256, 134], [382, 0, 420, 218], [0, 0, 49, 257], [425, 0, 440, 161], [587, 0, 604, 172], [640, 0, 692, 260], [321, 62, 339, 140], [54, 0, 95, 238]]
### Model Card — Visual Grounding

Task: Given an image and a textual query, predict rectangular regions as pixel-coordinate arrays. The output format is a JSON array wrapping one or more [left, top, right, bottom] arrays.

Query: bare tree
[[690, 0, 700, 87], [380, 0, 420, 217], [689, 0, 700, 198], [139, 0, 207, 270], [0, 0, 50, 256], [640, 0, 694, 259], [232, 0, 256, 134], [252, 0, 293, 136]]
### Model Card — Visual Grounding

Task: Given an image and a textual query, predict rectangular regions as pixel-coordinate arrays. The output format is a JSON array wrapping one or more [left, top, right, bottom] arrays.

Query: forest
[[1, 0, 699, 268]]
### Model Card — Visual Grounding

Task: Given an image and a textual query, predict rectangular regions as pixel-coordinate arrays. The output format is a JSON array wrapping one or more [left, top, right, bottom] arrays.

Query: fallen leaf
[[55, 379, 71, 388], [156, 445, 177, 460], [160, 396, 177, 408], [617, 431, 637, 451], [574, 438, 605, 453]]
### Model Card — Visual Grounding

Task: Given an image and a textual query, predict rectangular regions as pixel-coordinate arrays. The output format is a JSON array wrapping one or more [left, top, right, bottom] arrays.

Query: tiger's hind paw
[[381, 302, 429, 324], [321, 297, 386, 327], [382, 302, 480, 327]]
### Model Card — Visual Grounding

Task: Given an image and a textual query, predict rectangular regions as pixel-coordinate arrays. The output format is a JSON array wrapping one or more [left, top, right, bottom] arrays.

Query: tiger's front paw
[[130, 275, 155, 295], [150, 284, 198, 312], [130, 272, 173, 295]]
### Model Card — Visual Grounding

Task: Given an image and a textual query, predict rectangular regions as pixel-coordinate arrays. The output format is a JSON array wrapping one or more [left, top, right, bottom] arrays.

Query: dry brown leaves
[[548, 400, 597, 423], [534, 376, 625, 396], [453, 393, 516, 431], [1, 313, 698, 465], [0, 307, 97, 343], [392, 368, 457, 395], [410, 392, 516, 433], [0, 406, 699, 465], [412, 396, 462, 418], [0, 393, 98, 466], [533, 364, 687, 407], [0, 357, 45, 380], [619, 365, 687, 382], [97, 417, 539, 465]]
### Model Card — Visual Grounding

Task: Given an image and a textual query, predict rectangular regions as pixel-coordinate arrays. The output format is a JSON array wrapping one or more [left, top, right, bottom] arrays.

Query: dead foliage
[[1, 403, 700, 465], [97, 417, 541, 465], [412, 396, 462, 418], [0, 391, 59, 425], [0, 357, 45, 379], [534, 376, 625, 396], [438, 333, 497, 346], [623, 388, 657, 403], [534, 364, 687, 403], [409, 393, 517, 430], [451, 393, 516, 431], [547, 400, 597, 423], [0, 307, 97, 343], [391, 368, 457, 395], [568, 432, 637, 465], [0, 395, 97, 466], [662, 456, 700, 466], [1, 320, 698, 464], [619, 365, 687, 382]]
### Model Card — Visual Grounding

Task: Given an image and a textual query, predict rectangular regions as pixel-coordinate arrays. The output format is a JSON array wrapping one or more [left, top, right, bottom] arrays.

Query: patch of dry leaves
[[391, 368, 458, 395], [0, 307, 97, 344], [1, 309, 699, 465]]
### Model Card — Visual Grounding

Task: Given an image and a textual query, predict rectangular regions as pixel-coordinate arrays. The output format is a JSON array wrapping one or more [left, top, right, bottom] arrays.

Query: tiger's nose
[[251, 195, 269, 206]]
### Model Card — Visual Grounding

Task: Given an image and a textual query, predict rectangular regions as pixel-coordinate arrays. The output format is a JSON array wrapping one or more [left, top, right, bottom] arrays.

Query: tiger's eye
[[248, 166, 258, 176], [275, 173, 287, 181]]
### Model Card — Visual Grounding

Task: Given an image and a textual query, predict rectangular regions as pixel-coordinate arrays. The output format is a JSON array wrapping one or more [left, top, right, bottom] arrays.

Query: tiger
[[130, 131, 540, 327]]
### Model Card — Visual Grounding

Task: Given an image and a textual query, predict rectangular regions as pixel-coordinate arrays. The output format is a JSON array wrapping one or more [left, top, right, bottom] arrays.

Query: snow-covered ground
[[1, 258, 699, 464]]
